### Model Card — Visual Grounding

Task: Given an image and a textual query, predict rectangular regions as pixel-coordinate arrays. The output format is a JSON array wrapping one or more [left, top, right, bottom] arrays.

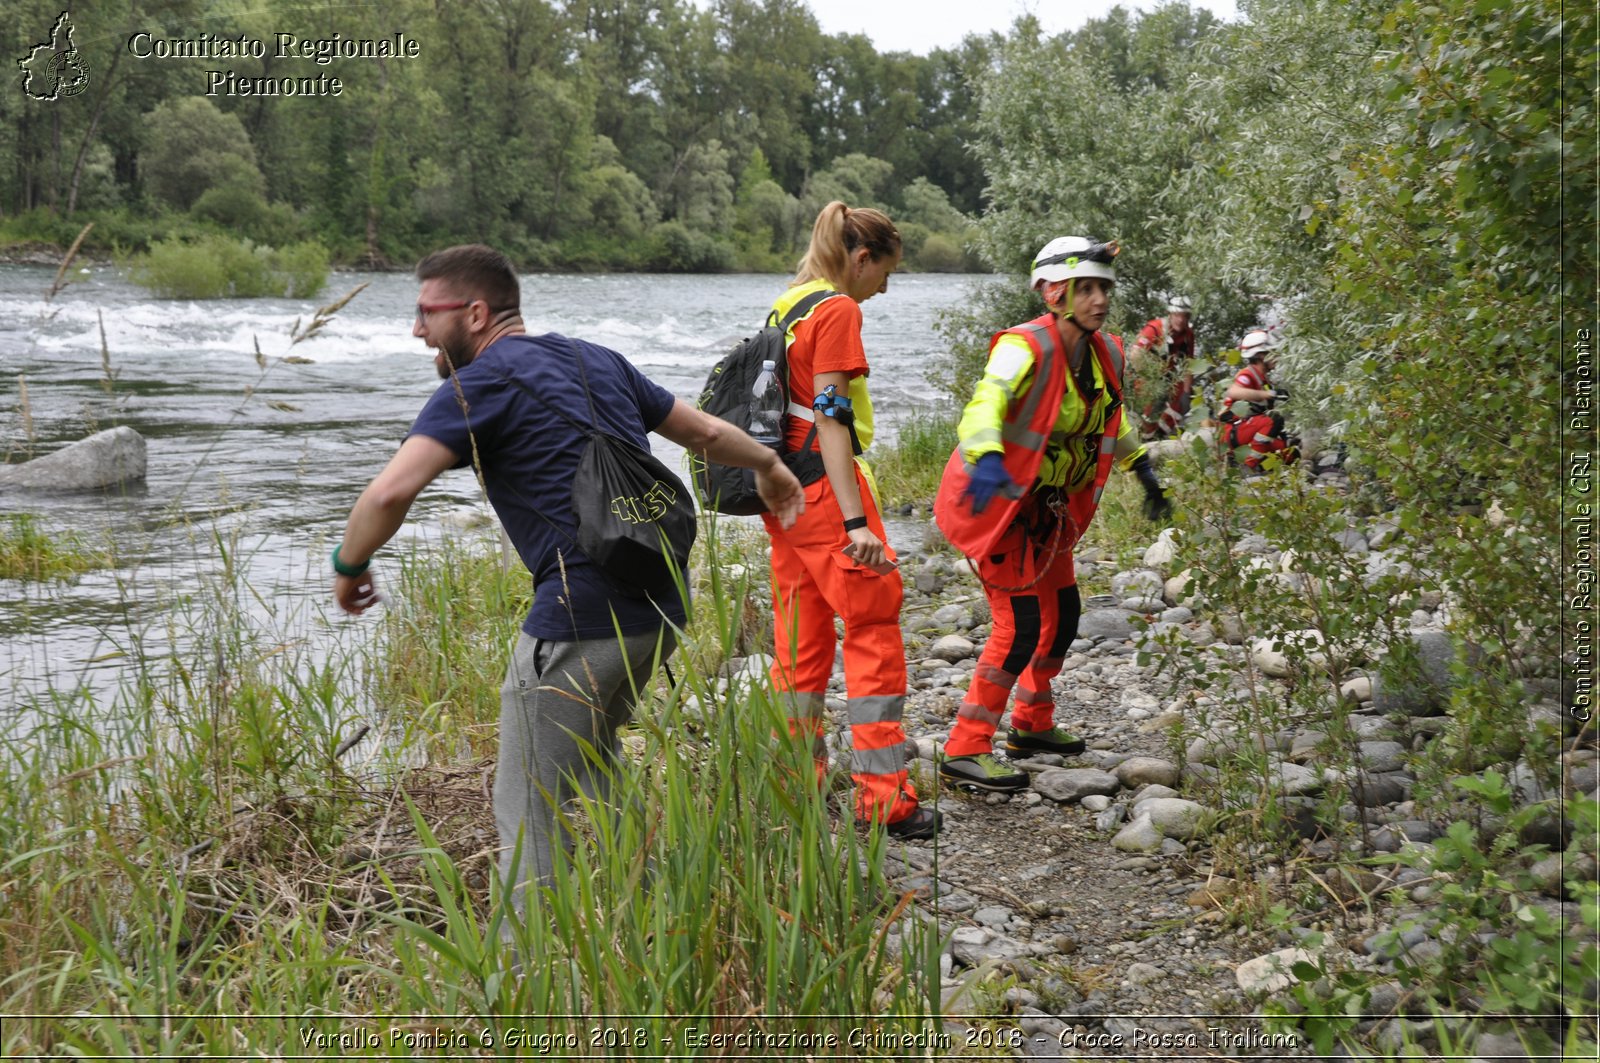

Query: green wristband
[[331, 545, 370, 578]]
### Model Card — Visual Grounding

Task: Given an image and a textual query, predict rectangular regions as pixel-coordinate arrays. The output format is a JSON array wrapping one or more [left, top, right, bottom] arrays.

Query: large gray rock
[[1470, 1030, 1533, 1062], [1164, 569, 1197, 606], [1349, 771, 1411, 807], [1032, 767, 1121, 803], [1359, 740, 1408, 773], [1114, 756, 1181, 788], [1142, 529, 1181, 571], [949, 926, 1044, 967], [1132, 797, 1210, 840], [1076, 608, 1135, 642], [1112, 815, 1163, 852], [929, 634, 976, 662], [0, 426, 147, 489], [1368, 517, 1402, 549], [1232, 533, 1273, 556], [1251, 629, 1328, 677], [1272, 762, 1324, 796], [1111, 569, 1164, 599], [1371, 630, 1483, 716], [1333, 529, 1370, 555]]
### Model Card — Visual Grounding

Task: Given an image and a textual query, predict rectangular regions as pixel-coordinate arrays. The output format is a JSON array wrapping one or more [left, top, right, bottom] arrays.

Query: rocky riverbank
[[709, 487, 1593, 1060]]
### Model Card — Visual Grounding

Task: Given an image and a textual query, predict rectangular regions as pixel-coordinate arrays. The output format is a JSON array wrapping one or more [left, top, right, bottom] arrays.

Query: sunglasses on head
[[1035, 240, 1120, 268]]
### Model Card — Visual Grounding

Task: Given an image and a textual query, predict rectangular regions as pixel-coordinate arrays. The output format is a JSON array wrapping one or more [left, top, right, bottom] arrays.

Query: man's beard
[[434, 334, 474, 378]]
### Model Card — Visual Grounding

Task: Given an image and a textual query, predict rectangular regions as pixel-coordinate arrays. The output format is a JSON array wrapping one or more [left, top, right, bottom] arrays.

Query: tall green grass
[[871, 405, 958, 509], [0, 524, 945, 1055], [0, 513, 110, 580]]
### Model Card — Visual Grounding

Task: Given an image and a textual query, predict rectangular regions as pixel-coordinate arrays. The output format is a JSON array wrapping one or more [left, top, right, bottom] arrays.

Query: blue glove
[[964, 453, 1022, 515]]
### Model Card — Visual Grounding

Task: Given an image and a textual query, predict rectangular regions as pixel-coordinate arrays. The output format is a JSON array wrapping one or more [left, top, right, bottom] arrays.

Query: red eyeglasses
[[415, 300, 472, 323]]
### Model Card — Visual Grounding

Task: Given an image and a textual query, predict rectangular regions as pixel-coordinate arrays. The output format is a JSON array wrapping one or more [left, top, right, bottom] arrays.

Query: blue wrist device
[[812, 385, 855, 425]]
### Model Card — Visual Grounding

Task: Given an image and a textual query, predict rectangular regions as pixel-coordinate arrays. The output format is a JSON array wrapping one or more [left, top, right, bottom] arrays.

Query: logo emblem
[[19, 12, 90, 101]]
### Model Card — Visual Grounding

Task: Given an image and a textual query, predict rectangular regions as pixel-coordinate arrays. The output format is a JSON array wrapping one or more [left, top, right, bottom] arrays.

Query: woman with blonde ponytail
[[760, 201, 939, 840]]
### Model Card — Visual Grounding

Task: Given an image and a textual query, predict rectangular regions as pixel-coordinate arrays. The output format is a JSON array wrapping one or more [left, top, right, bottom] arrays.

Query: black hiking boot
[[1005, 725, 1087, 757]]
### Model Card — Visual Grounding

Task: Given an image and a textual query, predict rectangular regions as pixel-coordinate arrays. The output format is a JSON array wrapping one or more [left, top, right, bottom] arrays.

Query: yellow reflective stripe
[[980, 373, 1019, 403], [849, 374, 875, 452], [957, 374, 1012, 457]]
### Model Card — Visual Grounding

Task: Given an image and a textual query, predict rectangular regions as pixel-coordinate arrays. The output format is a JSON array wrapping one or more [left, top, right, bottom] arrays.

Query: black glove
[[1131, 455, 1173, 524], [1272, 387, 1291, 403]]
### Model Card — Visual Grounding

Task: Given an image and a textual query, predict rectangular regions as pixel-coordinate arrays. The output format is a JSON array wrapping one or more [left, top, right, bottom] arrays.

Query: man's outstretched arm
[[333, 434, 460, 614]]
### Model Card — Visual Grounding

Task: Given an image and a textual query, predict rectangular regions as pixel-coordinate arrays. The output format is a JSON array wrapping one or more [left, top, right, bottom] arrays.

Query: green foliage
[[643, 221, 735, 273], [139, 97, 266, 212], [913, 233, 967, 273], [804, 152, 896, 214], [127, 235, 328, 300], [581, 137, 661, 245], [950, 0, 1589, 1050], [931, 278, 1042, 405], [665, 140, 736, 235], [0, 207, 204, 258], [0, 1, 995, 272], [970, 7, 1218, 330]]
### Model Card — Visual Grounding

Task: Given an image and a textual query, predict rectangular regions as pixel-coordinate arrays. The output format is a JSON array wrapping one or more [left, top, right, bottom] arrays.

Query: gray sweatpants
[[493, 626, 676, 908]]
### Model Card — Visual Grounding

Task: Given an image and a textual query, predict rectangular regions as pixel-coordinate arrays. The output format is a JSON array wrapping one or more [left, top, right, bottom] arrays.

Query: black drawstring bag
[[495, 338, 696, 600]]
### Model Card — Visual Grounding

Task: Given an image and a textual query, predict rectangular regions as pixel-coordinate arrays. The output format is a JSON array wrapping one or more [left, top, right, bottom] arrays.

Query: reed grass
[[870, 404, 959, 509], [15, 373, 35, 457], [0, 520, 944, 1056], [0, 513, 110, 581]]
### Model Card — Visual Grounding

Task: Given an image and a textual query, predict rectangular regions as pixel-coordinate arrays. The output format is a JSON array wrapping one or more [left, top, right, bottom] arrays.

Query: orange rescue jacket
[[935, 314, 1126, 561]]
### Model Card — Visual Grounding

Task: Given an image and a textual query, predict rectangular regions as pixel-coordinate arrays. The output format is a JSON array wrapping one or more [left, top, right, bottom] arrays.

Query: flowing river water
[[0, 266, 986, 720]]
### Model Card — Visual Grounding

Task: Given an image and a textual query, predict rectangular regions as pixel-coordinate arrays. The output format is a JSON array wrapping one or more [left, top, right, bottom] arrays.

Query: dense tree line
[[2, 0, 1002, 271]]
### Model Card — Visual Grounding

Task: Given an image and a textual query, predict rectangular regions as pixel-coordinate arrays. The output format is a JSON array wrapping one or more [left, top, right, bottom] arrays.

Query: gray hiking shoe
[[939, 752, 1029, 792]]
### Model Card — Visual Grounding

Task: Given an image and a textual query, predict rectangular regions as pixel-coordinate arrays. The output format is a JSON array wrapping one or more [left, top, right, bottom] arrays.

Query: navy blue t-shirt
[[407, 332, 686, 640]]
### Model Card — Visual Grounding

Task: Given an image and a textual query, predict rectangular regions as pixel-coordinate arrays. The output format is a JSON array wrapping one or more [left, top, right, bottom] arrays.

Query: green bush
[[913, 233, 966, 273], [191, 184, 273, 234], [643, 221, 735, 272], [273, 241, 329, 299], [127, 235, 328, 299]]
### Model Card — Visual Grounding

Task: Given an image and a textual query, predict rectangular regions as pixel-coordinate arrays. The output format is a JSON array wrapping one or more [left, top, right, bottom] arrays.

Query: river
[[0, 266, 987, 716]]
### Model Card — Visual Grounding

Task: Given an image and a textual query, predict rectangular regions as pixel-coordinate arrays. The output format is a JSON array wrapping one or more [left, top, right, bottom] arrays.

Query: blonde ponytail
[[792, 201, 901, 289]]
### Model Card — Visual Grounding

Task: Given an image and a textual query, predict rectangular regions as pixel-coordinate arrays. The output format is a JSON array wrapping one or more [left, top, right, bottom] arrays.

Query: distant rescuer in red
[[1132, 296, 1197, 439], [329, 244, 803, 909], [933, 237, 1173, 794]]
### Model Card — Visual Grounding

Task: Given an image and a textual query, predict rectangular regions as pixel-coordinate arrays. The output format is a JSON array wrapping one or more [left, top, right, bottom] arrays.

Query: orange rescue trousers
[[944, 490, 1092, 757], [762, 467, 920, 825]]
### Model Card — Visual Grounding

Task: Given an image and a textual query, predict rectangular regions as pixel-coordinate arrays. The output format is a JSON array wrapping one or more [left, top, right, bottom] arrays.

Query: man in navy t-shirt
[[331, 244, 803, 905]]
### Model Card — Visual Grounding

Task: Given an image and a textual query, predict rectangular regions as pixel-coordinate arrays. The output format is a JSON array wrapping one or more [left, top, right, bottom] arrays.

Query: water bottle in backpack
[[749, 359, 784, 447], [692, 290, 840, 515]]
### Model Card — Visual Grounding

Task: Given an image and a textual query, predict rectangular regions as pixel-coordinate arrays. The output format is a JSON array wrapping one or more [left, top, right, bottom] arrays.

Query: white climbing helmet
[[1240, 329, 1272, 359], [1030, 236, 1119, 290], [1167, 296, 1193, 314]]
